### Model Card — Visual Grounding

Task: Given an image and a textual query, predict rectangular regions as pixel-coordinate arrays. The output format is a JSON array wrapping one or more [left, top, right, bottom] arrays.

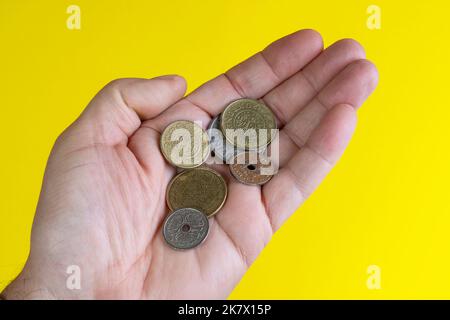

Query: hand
[[2, 30, 378, 299]]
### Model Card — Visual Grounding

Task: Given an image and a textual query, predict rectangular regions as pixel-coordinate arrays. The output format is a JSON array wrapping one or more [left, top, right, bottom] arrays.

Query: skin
[[2, 29, 378, 299]]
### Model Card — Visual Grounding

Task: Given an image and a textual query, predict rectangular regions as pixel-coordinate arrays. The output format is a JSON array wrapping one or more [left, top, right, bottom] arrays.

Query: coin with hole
[[207, 114, 242, 163], [163, 208, 209, 250], [229, 152, 274, 185]]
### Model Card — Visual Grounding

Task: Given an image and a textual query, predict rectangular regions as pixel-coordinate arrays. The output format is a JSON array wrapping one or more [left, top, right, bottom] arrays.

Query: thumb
[[70, 75, 187, 145]]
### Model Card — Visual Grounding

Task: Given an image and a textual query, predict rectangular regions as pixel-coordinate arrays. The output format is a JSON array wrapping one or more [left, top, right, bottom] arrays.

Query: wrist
[[1, 273, 56, 300]]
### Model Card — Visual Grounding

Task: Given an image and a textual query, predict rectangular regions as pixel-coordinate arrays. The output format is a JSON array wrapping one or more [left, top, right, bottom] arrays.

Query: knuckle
[[104, 78, 126, 91]]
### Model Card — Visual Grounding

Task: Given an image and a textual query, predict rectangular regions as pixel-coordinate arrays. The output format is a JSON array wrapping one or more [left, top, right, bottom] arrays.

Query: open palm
[[4, 30, 378, 299]]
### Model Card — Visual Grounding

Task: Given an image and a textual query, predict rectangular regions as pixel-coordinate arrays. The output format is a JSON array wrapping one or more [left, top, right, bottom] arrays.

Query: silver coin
[[207, 114, 240, 163], [163, 208, 209, 250]]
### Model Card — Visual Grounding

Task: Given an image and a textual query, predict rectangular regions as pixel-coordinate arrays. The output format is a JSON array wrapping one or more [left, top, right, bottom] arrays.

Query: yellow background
[[1, 0, 449, 299]]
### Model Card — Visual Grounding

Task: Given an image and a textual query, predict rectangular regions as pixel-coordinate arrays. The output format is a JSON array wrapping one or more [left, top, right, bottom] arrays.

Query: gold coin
[[166, 167, 228, 217], [221, 98, 277, 150], [229, 152, 274, 185], [160, 120, 210, 169]]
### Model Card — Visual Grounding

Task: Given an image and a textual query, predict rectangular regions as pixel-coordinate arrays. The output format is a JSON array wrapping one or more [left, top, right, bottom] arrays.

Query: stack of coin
[[160, 120, 227, 250], [208, 98, 277, 185], [160, 99, 277, 250]]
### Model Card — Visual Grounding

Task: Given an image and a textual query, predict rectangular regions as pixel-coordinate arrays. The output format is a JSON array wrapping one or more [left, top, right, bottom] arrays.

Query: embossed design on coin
[[160, 120, 209, 169], [207, 114, 241, 163], [221, 99, 277, 150], [166, 167, 228, 217], [163, 208, 209, 250], [229, 152, 273, 185]]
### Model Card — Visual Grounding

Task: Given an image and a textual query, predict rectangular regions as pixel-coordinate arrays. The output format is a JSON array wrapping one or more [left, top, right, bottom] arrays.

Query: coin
[[207, 114, 241, 163], [229, 152, 274, 185], [160, 120, 210, 169], [163, 208, 209, 250], [221, 99, 277, 150], [166, 167, 228, 217]]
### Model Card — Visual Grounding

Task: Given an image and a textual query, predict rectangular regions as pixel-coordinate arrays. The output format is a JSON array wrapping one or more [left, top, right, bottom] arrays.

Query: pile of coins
[[160, 98, 277, 250]]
